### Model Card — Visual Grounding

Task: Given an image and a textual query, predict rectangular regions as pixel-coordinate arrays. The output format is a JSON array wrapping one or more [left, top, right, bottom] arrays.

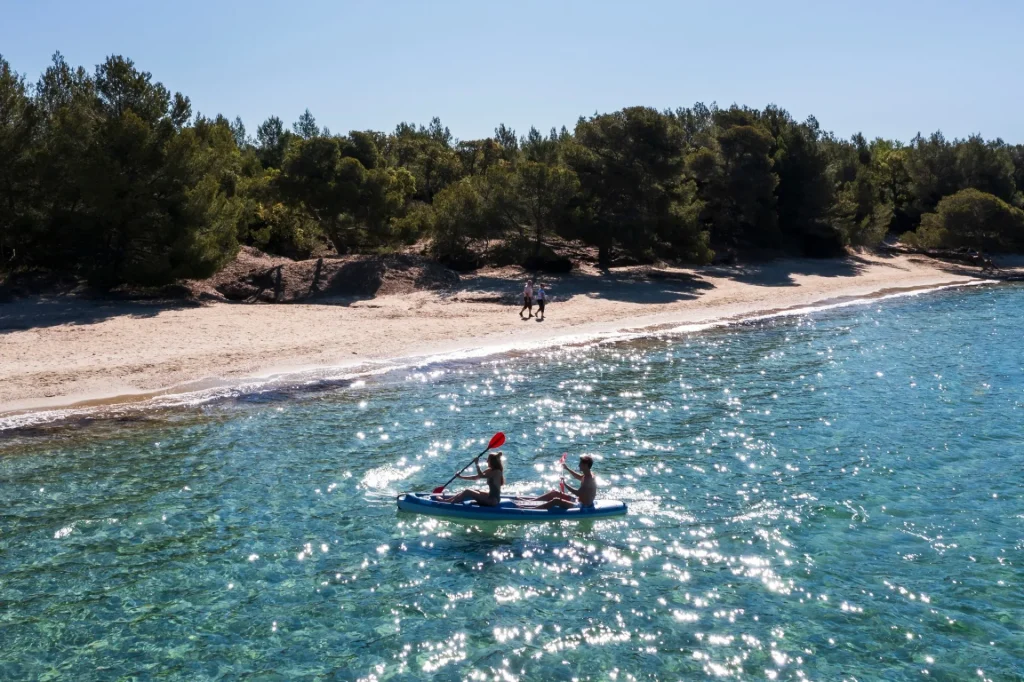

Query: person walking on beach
[[535, 283, 546, 320], [520, 279, 534, 319]]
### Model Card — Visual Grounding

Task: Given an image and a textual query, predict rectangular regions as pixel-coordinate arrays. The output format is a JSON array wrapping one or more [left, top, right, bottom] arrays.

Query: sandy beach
[[0, 252, 998, 416]]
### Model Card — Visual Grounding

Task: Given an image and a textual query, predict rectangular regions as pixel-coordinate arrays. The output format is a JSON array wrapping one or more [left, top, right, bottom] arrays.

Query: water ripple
[[1, 284, 1022, 680]]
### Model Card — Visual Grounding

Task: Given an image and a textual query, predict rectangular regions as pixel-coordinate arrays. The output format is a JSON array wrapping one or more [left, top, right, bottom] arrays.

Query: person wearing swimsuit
[[523, 455, 596, 509], [443, 452, 505, 507]]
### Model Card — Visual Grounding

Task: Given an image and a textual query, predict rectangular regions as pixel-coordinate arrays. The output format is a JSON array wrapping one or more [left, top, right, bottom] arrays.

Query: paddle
[[558, 452, 567, 494], [432, 432, 506, 496]]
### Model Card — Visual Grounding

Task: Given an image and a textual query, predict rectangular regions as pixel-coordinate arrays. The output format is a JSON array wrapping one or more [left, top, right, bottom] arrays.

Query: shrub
[[906, 188, 1024, 252], [242, 203, 324, 260]]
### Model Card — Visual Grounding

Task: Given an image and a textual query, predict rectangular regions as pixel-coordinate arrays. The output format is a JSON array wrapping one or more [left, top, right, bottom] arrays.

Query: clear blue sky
[[2, 0, 1022, 143]]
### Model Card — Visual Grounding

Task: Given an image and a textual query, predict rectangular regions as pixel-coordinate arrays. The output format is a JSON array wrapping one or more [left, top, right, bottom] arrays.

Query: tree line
[[2, 53, 1024, 287]]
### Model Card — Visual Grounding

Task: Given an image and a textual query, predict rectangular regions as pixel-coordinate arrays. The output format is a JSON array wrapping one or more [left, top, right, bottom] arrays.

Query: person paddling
[[520, 279, 534, 319], [442, 452, 505, 507], [523, 455, 596, 509]]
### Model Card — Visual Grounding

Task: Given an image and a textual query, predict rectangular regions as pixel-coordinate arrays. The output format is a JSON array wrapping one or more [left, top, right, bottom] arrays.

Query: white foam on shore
[[0, 279, 1000, 433]]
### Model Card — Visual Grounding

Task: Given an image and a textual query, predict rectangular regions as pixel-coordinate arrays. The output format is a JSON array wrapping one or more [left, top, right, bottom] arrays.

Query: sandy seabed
[[0, 252, 997, 417]]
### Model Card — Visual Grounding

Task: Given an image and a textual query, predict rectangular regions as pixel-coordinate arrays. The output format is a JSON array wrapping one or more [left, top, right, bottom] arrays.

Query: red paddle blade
[[488, 432, 505, 449], [432, 485, 444, 494]]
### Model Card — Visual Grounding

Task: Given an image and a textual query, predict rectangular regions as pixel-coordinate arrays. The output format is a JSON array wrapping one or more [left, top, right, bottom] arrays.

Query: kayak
[[396, 493, 628, 522]]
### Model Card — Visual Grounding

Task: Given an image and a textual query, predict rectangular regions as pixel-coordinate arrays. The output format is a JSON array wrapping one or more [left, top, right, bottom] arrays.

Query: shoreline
[[1, 252, 1005, 430]]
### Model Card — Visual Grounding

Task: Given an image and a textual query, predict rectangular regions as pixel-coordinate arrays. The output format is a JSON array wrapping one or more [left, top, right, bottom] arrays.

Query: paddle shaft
[[431, 432, 504, 495], [433, 448, 488, 495]]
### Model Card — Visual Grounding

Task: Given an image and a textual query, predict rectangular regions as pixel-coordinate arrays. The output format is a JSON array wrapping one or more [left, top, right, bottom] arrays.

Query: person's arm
[[458, 460, 486, 481], [563, 464, 584, 481], [564, 481, 580, 496]]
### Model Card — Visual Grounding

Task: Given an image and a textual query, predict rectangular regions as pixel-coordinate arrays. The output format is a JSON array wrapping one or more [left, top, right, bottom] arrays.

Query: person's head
[[579, 454, 593, 472], [488, 451, 505, 485]]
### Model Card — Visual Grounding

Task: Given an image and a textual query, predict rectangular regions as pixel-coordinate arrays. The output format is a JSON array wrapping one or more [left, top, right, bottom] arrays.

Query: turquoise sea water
[[1, 284, 1022, 681]]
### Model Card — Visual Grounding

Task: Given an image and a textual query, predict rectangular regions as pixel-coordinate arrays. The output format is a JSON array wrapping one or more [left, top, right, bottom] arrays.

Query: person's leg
[[447, 489, 498, 506], [524, 490, 574, 503], [534, 498, 575, 510], [443, 489, 472, 503]]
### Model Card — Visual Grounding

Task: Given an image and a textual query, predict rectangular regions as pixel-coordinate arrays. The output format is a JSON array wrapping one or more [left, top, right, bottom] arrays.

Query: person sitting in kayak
[[442, 452, 505, 507], [524, 455, 596, 509]]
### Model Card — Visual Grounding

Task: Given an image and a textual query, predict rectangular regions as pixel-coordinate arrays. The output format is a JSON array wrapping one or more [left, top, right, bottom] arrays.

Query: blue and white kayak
[[396, 493, 627, 522]]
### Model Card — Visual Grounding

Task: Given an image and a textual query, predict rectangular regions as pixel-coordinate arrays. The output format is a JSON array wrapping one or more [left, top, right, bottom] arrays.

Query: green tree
[[493, 123, 519, 161], [243, 201, 323, 259], [356, 166, 415, 244], [870, 139, 913, 232], [0, 55, 38, 263], [673, 102, 715, 148], [428, 178, 488, 259], [473, 161, 580, 257], [954, 135, 1016, 202], [343, 130, 385, 170], [689, 108, 778, 250], [904, 132, 962, 224], [387, 122, 462, 202], [31, 52, 101, 269], [1011, 145, 1024, 206], [568, 106, 709, 267], [905, 188, 1024, 252], [829, 171, 892, 248], [255, 115, 291, 168], [293, 108, 320, 139], [29, 55, 243, 286], [12, 48, 1024, 285], [278, 135, 414, 251], [761, 107, 842, 255], [521, 126, 560, 164], [425, 116, 452, 146], [278, 136, 365, 250], [455, 138, 504, 177], [229, 116, 247, 149], [822, 134, 893, 248], [515, 161, 580, 255], [82, 57, 240, 285]]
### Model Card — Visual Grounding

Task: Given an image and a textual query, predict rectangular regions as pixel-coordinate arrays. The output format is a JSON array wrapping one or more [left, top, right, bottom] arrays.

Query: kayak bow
[[396, 493, 627, 521]]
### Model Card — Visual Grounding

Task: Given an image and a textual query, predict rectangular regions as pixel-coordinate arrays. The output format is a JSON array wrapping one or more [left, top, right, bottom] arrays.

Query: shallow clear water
[[1, 285, 1023, 681]]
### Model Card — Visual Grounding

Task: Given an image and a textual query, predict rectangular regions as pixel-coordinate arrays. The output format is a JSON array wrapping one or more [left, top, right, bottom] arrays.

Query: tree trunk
[[598, 243, 610, 269]]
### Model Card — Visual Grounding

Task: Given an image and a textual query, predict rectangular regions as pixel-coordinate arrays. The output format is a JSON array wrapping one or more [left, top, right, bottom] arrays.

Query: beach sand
[[0, 252, 997, 416]]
